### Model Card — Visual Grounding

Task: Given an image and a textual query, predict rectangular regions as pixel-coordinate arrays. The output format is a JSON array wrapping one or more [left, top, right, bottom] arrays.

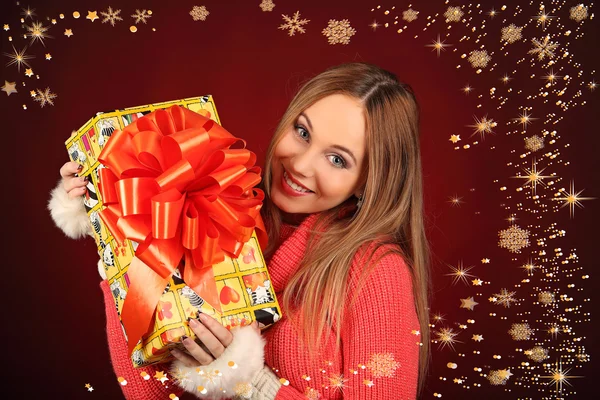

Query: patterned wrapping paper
[[65, 96, 282, 367]]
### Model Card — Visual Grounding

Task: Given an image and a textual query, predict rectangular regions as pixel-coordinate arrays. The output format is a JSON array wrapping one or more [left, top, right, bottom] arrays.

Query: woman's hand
[[60, 161, 87, 198], [170, 314, 260, 367]]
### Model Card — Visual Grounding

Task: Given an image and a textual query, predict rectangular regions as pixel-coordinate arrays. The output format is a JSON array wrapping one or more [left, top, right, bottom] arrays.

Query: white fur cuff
[[47, 179, 92, 239], [170, 325, 266, 399]]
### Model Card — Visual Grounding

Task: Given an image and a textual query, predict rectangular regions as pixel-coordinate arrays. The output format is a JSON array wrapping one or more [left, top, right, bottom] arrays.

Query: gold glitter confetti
[[233, 382, 253, 397], [73, 11, 81, 19], [21, 6, 36, 20], [426, 34, 451, 57], [555, 181, 594, 218], [444, 6, 464, 22], [500, 24, 523, 44], [131, 9, 151, 24], [322, 19, 356, 45], [434, 328, 460, 350], [1, 81, 17, 96], [469, 115, 496, 138], [100, 7, 122, 26], [328, 373, 349, 393], [366, 353, 400, 378], [498, 224, 530, 253], [540, 360, 583, 394], [525, 346, 549, 362], [33, 87, 57, 107], [190, 6, 210, 21], [130, 26, 138, 33], [402, 8, 419, 22], [487, 368, 513, 385], [570, 4, 589, 22], [508, 322, 533, 341], [279, 11, 310, 36], [524, 135, 544, 152], [467, 50, 491, 69], [304, 387, 320, 399], [259, 0, 276, 12], [117, 376, 128, 386], [538, 291, 555, 305]]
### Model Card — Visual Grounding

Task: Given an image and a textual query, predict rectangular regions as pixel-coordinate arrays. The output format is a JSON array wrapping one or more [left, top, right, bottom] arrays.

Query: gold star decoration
[[434, 327, 460, 350], [84, 383, 94, 392], [426, 34, 452, 57], [472, 334, 484, 342], [87, 11, 99, 22], [3, 45, 34, 71], [513, 159, 550, 195], [1, 81, 17, 96], [363, 379, 374, 387], [492, 288, 517, 308], [448, 194, 463, 206], [154, 370, 168, 383], [189, 6, 210, 21], [30, 90, 36, 97], [540, 360, 583, 394], [529, 36, 559, 61], [279, 11, 310, 37], [64, 29, 73, 37], [520, 259, 539, 276], [449, 134, 461, 143], [322, 19, 356, 45], [100, 7, 123, 26], [532, 10, 555, 29], [481, 258, 490, 264], [469, 115, 496, 139], [472, 278, 483, 286], [259, 0, 276, 12], [462, 84, 472, 94], [402, 8, 419, 22], [25, 68, 33, 77], [3, 24, 9, 31], [25, 21, 51, 46], [369, 20, 380, 31], [328, 373, 349, 393], [498, 224, 530, 253], [542, 68, 561, 84], [445, 261, 475, 285], [501, 74, 512, 84], [45, 53, 52, 60], [460, 296, 479, 310], [501, 24, 523, 44], [555, 180, 594, 218], [513, 110, 537, 131]]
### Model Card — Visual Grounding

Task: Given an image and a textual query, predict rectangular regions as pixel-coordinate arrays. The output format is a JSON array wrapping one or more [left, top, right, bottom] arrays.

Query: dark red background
[[1, 0, 597, 398]]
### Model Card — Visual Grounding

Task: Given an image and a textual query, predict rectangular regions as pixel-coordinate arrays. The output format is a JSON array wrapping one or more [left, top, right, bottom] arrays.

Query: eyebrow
[[299, 112, 358, 165]]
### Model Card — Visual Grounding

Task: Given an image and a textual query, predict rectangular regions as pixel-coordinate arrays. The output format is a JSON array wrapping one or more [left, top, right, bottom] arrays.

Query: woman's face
[[270, 94, 366, 215]]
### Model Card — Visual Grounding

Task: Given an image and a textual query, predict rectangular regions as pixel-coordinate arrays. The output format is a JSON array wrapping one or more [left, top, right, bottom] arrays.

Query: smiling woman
[[48, 62, 429, 400]]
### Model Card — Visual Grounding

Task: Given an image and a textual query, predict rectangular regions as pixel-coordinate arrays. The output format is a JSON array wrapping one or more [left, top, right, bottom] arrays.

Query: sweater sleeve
[[100, 280, 185, 400], [340, 251, 420, 399]]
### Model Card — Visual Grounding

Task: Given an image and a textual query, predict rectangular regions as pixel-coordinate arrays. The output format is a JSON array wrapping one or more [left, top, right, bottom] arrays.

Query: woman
[[48, 62, 430, 399]]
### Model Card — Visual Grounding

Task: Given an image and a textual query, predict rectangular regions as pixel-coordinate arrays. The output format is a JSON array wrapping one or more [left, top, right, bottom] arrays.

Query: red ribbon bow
[[96, 105, 267, 355]]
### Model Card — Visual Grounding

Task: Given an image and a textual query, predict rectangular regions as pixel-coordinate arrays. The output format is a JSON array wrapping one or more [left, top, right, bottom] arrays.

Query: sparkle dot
[[59, 13, 65, 19], [73, 11, 80, 18], [130, 25, 138, 33]]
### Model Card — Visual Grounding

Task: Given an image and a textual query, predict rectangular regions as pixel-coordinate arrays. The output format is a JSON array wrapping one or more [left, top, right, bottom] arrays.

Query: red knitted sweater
[[102, 212, 420, 399]]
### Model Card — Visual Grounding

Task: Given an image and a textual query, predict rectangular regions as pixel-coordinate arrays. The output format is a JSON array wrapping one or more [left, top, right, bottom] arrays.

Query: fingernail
[[198, 313, 207, 322], [189, 318, 199, 327], [180, 335, 188, 344], [77, 164, 83, 171]]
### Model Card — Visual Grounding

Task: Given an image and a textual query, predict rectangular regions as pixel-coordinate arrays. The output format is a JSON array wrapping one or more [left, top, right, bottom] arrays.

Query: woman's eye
[[295, 125, 309, 140], [329, 155, 347, 168]]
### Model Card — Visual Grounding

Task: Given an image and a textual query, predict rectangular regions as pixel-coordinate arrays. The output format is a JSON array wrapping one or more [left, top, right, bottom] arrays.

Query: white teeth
[[284, 171, 311, 193]]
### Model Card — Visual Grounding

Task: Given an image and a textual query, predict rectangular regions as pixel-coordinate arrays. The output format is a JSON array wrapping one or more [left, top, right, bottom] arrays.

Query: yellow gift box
[[65, 96, 281, 367]]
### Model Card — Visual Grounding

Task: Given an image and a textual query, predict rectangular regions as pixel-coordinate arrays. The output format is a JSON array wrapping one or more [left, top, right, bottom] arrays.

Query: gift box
[[65, 96, 281, 367]]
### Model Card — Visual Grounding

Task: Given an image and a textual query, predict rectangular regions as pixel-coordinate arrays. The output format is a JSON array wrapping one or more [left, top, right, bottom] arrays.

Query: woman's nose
[[289, 149, 315, 178]]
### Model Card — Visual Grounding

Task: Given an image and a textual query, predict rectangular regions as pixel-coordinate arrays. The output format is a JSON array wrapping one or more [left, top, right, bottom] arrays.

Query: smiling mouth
[[283, 169, 313, 193]]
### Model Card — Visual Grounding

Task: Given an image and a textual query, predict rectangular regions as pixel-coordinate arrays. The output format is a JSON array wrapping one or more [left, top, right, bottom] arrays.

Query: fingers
[[197, 313, 234, 347], [180, 332, 215, 365], [60, 161, 82, 179], [170, 347, 201, 368], [188, 316, 231, 360]]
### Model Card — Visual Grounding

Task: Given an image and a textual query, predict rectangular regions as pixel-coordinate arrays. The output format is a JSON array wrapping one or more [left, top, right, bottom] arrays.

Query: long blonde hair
[[259, 62, 430, 392]]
